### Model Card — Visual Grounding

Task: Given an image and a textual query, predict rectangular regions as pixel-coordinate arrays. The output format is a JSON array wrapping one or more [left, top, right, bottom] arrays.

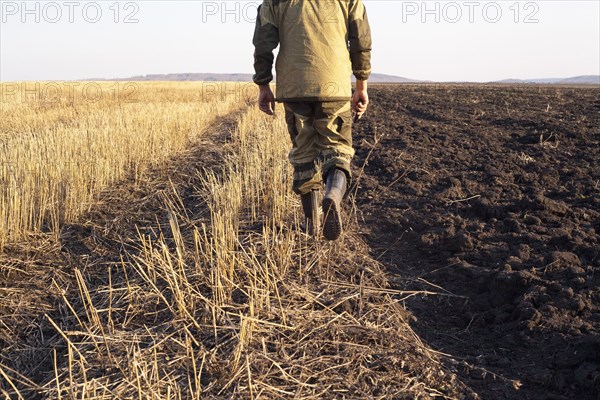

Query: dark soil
[[352, 84, 600, 400]]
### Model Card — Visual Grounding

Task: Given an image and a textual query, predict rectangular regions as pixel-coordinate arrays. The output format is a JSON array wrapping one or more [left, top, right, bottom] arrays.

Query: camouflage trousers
[[284, 101, 355, 195]]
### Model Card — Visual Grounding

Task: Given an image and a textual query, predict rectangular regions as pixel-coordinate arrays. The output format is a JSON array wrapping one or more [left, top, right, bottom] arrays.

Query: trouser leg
[[313, 101, 355, 184], [312, 100, 354, 241], [284, 102, 322, 195]]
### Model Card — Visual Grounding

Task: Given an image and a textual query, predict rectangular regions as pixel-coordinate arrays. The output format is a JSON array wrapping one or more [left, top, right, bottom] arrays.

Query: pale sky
[[1, 0, 598, 82]]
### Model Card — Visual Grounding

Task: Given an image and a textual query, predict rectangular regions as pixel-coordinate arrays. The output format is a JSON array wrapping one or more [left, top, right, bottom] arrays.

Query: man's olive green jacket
[[253, 0, 372, 102]]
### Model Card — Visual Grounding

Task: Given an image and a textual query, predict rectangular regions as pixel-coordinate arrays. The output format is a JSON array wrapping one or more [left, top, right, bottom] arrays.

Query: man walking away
[[253, 0, 372, 241]]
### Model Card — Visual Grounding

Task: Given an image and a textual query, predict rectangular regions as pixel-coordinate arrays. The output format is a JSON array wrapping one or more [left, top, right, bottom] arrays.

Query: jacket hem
[[277, 96, 352, 103]]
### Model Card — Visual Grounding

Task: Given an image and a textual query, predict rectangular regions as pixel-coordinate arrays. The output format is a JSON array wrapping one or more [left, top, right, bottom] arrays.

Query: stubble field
[[0, 82, 598, 399]]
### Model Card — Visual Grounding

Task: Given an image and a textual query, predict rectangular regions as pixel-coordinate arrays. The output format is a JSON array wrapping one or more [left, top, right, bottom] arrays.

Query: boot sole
[[322, 198, 342, 241]]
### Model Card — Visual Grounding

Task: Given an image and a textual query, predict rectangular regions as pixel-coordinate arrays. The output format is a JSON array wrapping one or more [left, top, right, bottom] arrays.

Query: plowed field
[[353, 84, 600, 399]]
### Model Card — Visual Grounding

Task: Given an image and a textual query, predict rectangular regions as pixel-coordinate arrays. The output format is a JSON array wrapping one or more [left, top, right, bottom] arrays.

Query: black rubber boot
[[300, 190, 320, 237], [322, 169, 347, 241]]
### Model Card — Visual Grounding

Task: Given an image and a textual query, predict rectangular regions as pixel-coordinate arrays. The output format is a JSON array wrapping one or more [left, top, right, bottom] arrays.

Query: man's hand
[[258, 85, 276, 115], [352, 80, 369, 121]]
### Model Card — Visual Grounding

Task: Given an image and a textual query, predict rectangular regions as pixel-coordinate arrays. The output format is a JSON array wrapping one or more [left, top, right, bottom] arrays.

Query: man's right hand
[[352, 80, 369, 121], [258, 85, 276, 115]]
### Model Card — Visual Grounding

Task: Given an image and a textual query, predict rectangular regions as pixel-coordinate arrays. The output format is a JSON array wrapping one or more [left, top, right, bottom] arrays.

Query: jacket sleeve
[[252, 2, 279, 86], [348, 0, 372, 81]]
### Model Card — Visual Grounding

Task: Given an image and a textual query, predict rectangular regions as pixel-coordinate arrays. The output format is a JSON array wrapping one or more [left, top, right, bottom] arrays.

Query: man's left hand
[[258, 85, 276, 115]]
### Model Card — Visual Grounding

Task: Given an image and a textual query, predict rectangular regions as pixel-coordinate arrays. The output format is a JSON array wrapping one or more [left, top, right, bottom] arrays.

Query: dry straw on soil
[[0, 82, 245, 248], [1, 82, 464, 399]]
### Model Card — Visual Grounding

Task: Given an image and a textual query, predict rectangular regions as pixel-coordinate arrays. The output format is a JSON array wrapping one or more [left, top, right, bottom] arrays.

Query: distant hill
[[88, 73, 599, 85], [558, 75, 600, 84], [495, 75, 599, 85], [365, 73, 423, 83], [113, 73, 255, 82], [97, 72, 422, 83]]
